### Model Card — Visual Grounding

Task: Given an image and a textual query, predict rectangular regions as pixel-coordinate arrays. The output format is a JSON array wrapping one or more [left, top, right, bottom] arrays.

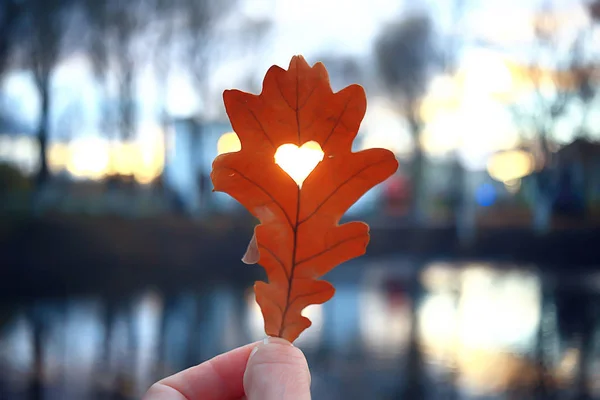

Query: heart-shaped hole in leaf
[[274, 141, 324, 187]]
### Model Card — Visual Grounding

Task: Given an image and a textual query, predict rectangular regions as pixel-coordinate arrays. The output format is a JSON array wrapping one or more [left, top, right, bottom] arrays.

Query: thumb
[[244, 337, 311, 400]]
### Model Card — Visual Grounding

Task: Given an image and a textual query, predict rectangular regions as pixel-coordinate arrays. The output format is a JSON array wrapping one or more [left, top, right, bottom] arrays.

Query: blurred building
[[553, 138, 600, 216], [163, 118, 239, 215]]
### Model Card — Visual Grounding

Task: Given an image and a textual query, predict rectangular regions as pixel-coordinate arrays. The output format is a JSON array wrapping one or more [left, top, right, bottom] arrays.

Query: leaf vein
[[297, 83, 319, 110], [244, 104, 275, 148], [275, 77, 296, 111], [322, 97, 352, 147], [259, 289, 285, 316], [294, 233, 367, 268], [286, 286, 330, 315], [217, 167, 294, 229], [298, 158, 391, 225], [258, 244, 290, 281]]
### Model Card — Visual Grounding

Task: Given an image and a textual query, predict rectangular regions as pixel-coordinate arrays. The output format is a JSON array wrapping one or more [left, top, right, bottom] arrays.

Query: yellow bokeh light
[[47, 129, 165, 184], [274, 141, 324, 187], [487, 150, 535, 183], [48, 143, 70, 173], [107, 142, 136, 176], [217, 132, 241, 155], [67, 137, 110, 180]]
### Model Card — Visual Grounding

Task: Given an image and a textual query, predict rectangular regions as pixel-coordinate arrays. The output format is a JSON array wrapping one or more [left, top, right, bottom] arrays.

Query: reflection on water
[[420, 265, 543, 397], [1, 259, 599, 399]]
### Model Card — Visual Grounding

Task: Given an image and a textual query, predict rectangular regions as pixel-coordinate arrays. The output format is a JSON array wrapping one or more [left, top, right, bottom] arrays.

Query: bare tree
[[21, 0, 75, 186], [375, 17, 443, 398], [506, 2, 599, 229], [0, 0, 25, 78], [512, 5, 597, 163], [83, 0, 114, 141], [85, 0, 152, 145], [150, 0, 180, 123], [375, 14, 441, 224], [181, 0, 270, 107], [182, 0, 230, 107], [111, 0, 146, 142], [313, 54, 364, 92]]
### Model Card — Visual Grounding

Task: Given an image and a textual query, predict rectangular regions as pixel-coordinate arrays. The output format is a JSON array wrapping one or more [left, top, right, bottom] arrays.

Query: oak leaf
[[211, 55, 398, 342]]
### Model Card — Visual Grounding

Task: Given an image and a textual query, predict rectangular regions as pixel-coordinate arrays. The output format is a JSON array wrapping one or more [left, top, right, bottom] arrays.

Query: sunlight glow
[[419, 49, 524, 161], [460, 50, 515, 100], [418, 292, 458, 353], [420, 75, 461, 122], [457, 265, 541, 350], [274, 141, 324, 187], [68, 137, 110, 180], [48, 131, 165, 183], [216, 132, 241, 155], [487, 150, 535, 183], [361, 99, 412, 156], [418, 264, 542, 394]]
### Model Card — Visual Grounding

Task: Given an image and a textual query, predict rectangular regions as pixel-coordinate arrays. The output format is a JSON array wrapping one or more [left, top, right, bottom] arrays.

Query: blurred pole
[[573, 294, 597, 400], [407, 113, 426, 226], [193, 122, 206, 218], [450, 153, 474, 246], [184, 293, 204, 369], [25, 304, 46, 400], [28, 0, 64, 192], [95, 297, 123, 398], [445, 0, 473, 246], [458, 176, 477, 246], [533, 168, 553, 235], [156, 291, 175, 377], [445, 283, 461, 400], [532, 285, 556, 399], [395, 260, 427, 399], [35, 81, 51, 189], [160, 112, 171, 199]]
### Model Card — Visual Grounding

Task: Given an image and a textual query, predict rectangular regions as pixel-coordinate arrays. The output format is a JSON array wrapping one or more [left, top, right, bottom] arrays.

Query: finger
[[243, 337, 311, 400], [143, 341, 260, 400]]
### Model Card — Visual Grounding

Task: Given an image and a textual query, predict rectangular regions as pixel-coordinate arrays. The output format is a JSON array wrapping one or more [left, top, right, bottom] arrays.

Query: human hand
[[143, 337, 311, 400]]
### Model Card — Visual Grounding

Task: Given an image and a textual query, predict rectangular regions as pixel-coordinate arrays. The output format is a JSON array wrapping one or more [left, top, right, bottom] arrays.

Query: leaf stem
[[278, 184, 300, 337]]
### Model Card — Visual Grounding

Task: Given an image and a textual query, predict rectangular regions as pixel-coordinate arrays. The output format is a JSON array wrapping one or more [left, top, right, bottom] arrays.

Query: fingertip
[[244, 336, 311, 400]]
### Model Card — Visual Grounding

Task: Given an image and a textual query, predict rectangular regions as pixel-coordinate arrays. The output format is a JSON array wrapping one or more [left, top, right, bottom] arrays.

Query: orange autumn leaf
[[211, 55, 398, 342]]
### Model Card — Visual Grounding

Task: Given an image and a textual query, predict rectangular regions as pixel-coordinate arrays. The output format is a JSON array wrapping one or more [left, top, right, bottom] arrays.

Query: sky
[[0, 0, 598, 179], [1, 0, 410, 135], [1, 0, 591, 128]]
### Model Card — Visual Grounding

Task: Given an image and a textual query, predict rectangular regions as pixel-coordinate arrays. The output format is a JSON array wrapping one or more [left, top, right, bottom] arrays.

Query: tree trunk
[[533, 170, 554, 234], [119, 68, 135, 142], [36, 79, 50, 187], [574, 294, 596, 400], [396, 262, 427, 398], [449, 156, 473, 245], [532, 287, 556, 399], [407, 111, 425, 226], [26, 305, 45, 400]]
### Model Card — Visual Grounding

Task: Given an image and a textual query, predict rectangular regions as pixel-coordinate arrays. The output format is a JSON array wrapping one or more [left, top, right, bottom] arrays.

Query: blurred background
[[1, 0, 600, 398]]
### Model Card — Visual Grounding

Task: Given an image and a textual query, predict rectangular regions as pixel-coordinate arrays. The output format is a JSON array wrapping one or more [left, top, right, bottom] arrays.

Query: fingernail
[[249, 337, 273, 361], [263, 336, 294, 346], [249, 336, 292, 361]]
